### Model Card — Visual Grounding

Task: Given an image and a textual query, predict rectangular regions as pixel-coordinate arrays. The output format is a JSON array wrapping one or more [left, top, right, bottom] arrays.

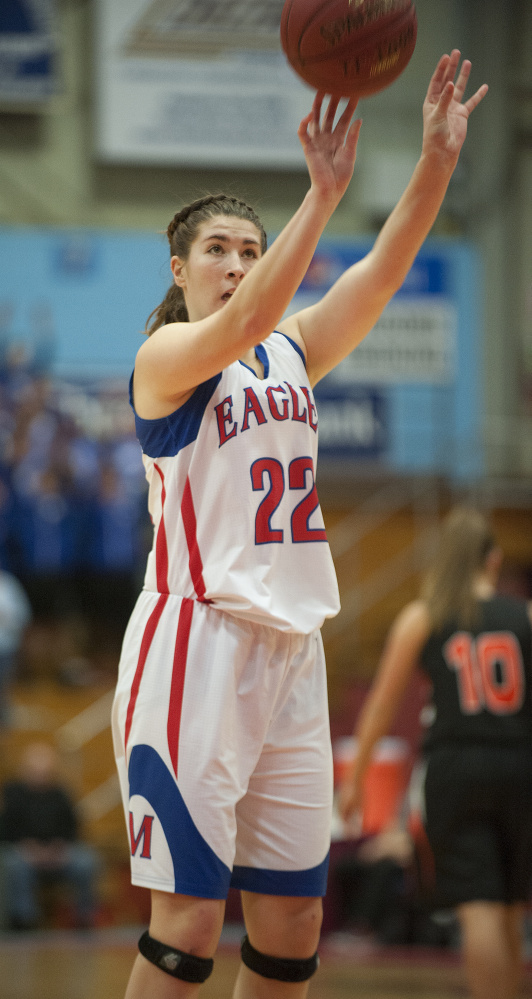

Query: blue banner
[[0, 0, 58, 106], [0, 226, 483, 481]]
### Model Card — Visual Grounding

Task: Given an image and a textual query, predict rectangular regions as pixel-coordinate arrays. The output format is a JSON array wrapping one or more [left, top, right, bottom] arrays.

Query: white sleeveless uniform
[[112, 332, 340, 899]]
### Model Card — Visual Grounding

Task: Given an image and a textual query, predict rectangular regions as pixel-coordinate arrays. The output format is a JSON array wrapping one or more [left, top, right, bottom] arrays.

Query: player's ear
[[171, 255, 186, 289]]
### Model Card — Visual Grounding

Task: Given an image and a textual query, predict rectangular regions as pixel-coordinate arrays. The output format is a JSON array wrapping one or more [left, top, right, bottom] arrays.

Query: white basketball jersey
[[131, 331, 340, 633]]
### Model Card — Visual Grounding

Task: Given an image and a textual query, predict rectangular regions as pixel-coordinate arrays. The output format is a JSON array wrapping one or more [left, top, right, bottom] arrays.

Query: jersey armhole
[[276, 331, 307, 369]]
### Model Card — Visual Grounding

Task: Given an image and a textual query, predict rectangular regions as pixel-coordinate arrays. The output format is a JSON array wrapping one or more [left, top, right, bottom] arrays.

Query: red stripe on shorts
[[154, 463, 169, 594], [167, 597, 194, 777], [181, 476, 209, 602], [124, 593, 169, 750]]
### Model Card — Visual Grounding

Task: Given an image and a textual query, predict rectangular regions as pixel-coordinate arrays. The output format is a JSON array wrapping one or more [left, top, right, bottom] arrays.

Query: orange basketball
[[280, 0, 417, 99]]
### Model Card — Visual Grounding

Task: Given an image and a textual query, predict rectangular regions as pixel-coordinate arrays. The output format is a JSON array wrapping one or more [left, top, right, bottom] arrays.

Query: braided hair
[[145, 194, 267, 335]]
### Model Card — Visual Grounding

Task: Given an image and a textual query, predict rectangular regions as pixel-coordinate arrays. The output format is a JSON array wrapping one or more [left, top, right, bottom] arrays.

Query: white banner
[[326, 299, 457, 385], [95, 0, 313, 168]]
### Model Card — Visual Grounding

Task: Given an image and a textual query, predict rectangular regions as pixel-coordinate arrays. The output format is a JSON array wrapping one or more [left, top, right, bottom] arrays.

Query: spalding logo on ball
[[281, 0, 417, 98]]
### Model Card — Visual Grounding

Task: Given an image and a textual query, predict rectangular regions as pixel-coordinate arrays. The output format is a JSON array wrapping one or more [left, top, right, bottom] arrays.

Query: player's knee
[[241, 935, 319, 983], [138, 931, 214, 983], [283, 896, 323, 950], [150, 893, 224, 956], [245, 894, 323, 957]]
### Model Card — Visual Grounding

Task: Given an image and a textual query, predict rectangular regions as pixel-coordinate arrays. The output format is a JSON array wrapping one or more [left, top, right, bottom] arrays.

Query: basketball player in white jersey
[[112, 51, 487, 998]]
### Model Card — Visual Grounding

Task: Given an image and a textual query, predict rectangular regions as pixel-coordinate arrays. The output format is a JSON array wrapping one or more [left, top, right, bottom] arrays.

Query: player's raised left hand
[[422, 50, 488, 163]]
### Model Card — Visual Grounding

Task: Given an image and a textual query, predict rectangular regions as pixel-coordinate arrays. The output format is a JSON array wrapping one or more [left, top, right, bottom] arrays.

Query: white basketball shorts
[[112, 592, 333, 899]]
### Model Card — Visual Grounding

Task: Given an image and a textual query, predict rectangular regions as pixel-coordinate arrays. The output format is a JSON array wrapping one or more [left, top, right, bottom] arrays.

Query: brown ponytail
[[145, 284, 188, 335], [145, 193, 267, 336]]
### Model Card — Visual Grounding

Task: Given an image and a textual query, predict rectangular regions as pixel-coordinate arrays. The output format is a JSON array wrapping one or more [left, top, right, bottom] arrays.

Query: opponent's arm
[[281, 51, 488, 387], [338, 600, 430, 823]]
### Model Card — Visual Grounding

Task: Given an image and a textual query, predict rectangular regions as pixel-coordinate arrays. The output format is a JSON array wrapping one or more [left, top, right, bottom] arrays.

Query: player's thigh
[[232, 630, 332, 892]]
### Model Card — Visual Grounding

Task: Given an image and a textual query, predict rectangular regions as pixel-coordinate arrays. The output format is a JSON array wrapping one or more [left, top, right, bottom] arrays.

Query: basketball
[[280, 0, 417, 99]]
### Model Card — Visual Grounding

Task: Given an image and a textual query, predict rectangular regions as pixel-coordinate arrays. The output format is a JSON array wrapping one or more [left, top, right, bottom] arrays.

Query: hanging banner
[[94, 0, 312, 168], [0, 0, 58, 107]]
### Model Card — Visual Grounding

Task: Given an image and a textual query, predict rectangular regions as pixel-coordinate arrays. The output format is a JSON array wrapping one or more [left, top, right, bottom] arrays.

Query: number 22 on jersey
[[251, 455, 327, 545]]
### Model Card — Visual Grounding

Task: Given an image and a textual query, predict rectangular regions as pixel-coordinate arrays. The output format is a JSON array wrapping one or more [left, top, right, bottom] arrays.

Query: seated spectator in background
[[0, 568, 31, 727], [332, 820, 415, 945], [0, 741, 100, 930]]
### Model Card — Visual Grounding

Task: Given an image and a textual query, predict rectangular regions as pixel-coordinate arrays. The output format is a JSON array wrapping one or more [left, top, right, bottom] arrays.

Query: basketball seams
[[280, 0, 417, 99], [301, 4, 414, 65], [281, 0, 338, 66], [281, 0, 353, 66]]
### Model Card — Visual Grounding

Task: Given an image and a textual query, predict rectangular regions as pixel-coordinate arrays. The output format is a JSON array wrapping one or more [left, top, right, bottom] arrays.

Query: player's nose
[[226, 251, 245, 278]]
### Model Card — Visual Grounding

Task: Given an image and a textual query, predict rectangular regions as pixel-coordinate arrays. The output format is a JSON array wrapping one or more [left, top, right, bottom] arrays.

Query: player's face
[[171, 215, 263, 323]]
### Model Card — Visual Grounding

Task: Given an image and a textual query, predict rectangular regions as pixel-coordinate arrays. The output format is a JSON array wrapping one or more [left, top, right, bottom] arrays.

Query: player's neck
[[472, 573, 496, 599]]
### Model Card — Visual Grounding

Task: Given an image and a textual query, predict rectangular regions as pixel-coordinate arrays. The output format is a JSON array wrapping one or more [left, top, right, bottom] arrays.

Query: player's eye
[[208, 244, 223, 254], [243, 248, 258, 259]]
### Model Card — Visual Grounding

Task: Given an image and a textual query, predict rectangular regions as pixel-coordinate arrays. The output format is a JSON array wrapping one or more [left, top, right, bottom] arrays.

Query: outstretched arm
[[338, 600, 430, 825], [280, 51, 489, 387]]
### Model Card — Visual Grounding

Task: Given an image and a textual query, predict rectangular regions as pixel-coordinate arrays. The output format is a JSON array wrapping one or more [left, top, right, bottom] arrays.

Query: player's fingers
[[323, 95, 341, 131], [446, 48, 461, 79], [452, 58, 472, 103], [312, 91, 325, 126], [463, 82, 489, 116], [344, 117, 363, 157], [436, 79, 456, 115], [440, 49, 461, 91], [426, 52, 451, 101], [297, 112, 314, 146], [334, 97, 359, 139]]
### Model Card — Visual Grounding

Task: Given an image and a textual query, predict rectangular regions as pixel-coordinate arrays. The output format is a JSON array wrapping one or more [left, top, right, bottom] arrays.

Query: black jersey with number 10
[[420, 595, 532, 749]]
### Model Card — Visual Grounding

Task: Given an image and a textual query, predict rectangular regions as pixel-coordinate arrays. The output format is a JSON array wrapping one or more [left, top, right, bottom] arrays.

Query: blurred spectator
[[10, 466, 83, 620], [8, 376, 65, 498], [77, 463, 141, 645], [0, 569, 31, 727], [83, 462, 141, 577], [0, 742, 100, 931], [0, 338, 147, 681]]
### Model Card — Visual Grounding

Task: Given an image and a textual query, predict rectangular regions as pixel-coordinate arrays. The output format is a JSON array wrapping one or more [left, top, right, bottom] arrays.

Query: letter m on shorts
[[129, 812, 154, 859]]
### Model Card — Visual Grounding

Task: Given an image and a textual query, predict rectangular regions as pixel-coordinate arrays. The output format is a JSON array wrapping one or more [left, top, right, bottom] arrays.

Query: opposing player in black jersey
[[339, 507, 532, 999]]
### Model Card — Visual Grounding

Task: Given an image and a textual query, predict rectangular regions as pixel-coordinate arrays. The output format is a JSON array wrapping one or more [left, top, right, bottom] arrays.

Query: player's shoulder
[[393, 599, 431, 641]]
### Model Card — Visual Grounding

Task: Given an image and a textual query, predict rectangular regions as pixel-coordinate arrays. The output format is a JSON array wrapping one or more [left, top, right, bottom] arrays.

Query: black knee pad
[[241, 934, 319, 982], [138, 930, 214, 983]]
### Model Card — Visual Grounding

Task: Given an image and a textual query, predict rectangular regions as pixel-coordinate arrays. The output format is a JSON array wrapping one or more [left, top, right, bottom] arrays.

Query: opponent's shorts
[[112, 592, 333, 900], [421, 744, 532, 908]]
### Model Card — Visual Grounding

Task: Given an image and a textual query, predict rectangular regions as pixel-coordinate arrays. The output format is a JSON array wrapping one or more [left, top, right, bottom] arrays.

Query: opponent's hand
[[298, 93, 362, 205], [422, 50, 488, 164], [337, 773, 363, 826]]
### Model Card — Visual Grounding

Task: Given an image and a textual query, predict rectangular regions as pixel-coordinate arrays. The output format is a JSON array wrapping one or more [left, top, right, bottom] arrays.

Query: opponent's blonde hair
[[421, 506, 495, 631]]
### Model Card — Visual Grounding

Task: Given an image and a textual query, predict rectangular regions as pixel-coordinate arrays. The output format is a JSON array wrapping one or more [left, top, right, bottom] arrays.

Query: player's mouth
[[221, 290, 235, 302]]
